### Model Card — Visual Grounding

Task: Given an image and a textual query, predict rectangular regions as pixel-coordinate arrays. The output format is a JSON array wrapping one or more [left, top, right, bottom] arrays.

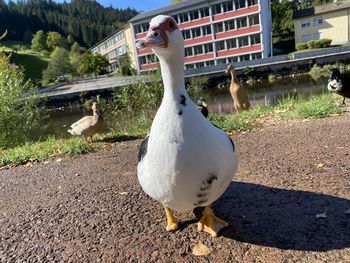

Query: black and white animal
[[197, 97, 209, 118], [136, 15, 238, 237], [327, 68, 350, 105]]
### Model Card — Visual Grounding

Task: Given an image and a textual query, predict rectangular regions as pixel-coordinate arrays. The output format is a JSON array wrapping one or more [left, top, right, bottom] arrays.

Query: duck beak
[[136, 28, 167, 49], [202, 101, 207, 107]]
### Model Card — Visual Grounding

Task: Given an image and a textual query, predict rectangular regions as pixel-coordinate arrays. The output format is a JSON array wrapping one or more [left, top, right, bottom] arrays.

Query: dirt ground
[[1, 112, 350, 263]]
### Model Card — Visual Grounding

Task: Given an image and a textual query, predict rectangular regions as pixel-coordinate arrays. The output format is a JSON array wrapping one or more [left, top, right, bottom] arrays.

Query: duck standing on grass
[[67, 102, 104, 141], [327, 68, 350, 105], [136, 15, 238, 237], [226, 64, 251, 112]]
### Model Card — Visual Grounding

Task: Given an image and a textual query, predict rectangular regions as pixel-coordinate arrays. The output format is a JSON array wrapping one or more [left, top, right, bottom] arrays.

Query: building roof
[[293, 2, 350, 19], [129, 0, 208, 23]]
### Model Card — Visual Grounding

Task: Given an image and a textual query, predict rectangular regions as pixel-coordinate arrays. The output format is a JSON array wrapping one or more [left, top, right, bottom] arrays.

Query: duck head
[[327, 68, 343, 92], [137, 15, 184, 61], [225, 64, 234, 74]]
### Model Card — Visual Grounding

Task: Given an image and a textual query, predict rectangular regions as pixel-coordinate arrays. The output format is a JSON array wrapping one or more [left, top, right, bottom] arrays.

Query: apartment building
[[130, 0, 272, 73], [91, 28, 128, 72], [293, 2, 350, 45]]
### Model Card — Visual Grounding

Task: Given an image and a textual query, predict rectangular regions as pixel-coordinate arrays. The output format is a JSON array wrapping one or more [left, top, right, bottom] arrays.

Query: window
[[185, 63, 195, 69], [235, 0, 246, 9], [216, 40, 226, 51], [189, 10, 199, 20], [239, 54, 250, 61], [225, 19, 235, 31], [196, 62, 205, 68], [139, 56, 147, 65], [203, 43, 213, 53], [185, 47, 193, 57], [227, 38, 237, 49], [236, 17, 247, 29], [223, 1, 233, 12], [206, 60, 215, 66], [182, 29, 191, 39], [313, 17, 323, 26], [302, 34, 312, 42], [178, 13, 189, 23], [193, 45, 204, 55], [314, 32, 323, 40], [301, 20, 310, 28], [247, 0, 258, 6], [238, 35, 249, 47], [227, 56, 238, 63], [214, 22, 224, 33], [146, 54, 157, 63], [217, 58, 227, 65], [251, 52, 262, 60], [200, 7, 209, 17], [249, 14, 259, 26], [134, 25, 142, 34], [202, 25, 211, 35], [172, 15, 179, 24], [250, 33, 261, 45], [192, 27, 201, 38], [212, 3, 222, 15]]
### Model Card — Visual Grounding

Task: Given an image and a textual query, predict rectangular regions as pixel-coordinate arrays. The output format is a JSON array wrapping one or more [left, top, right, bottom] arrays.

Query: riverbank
[[0, 93, 345, 167], [1, 110, 349, 262]]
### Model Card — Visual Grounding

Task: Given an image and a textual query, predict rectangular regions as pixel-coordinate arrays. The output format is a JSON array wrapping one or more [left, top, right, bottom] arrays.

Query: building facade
[[91, 28, 129, 72], [293, 2, 350, 45], [130, 0, 272, 74], [92, 0, 272, 74]]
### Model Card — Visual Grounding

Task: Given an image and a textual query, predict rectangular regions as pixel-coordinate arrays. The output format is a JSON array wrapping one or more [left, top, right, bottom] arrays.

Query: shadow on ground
[[216, 182, 350, 252]]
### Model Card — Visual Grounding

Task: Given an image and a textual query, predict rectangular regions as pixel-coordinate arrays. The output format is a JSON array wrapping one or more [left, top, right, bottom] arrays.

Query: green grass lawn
[[0, 40, 49, 82], [0, 93, 343, 168]]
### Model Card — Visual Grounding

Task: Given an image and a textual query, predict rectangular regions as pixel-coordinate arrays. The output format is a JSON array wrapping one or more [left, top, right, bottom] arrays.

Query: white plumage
[[136, 15, 238, 236]]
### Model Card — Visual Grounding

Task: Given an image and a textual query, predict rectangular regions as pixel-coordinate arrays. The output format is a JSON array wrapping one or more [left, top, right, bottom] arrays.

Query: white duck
[[136, 15, 238, 237], [67, 102, 104, 140]]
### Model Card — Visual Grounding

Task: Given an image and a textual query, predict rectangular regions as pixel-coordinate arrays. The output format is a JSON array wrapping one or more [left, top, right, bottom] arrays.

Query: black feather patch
[[179, 94, 187, 106], [137, 135, 149, 162], [194, 198, 208, 206], [177, 109, 183, 115], [206, 174, 218, 185]]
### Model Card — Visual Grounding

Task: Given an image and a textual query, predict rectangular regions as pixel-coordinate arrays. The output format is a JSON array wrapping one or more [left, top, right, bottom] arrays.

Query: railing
[[185, 45, 350, 77]]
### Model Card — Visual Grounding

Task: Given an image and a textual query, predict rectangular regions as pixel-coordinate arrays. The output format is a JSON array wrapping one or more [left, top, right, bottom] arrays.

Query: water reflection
[[43, 75, 327, 137], [206, 75, 327, 113]]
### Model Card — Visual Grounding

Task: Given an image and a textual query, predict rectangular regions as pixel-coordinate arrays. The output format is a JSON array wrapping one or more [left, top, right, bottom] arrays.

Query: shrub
[[186, 75, 208, 99], [296, 42, 308, 51], [0, 54, 46, 149], [307, 40, 317, 49], [319, 38, 332, 48]]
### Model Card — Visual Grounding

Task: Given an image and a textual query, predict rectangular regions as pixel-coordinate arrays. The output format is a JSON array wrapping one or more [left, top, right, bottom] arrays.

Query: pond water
[[41, 75, 327, 138]]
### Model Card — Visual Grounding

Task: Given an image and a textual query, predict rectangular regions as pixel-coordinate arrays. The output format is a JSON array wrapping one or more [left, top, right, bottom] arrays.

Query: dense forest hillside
[[0, 0, 138, 47]]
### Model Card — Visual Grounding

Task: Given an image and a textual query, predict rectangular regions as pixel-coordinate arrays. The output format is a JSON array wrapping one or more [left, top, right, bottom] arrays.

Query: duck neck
[[230, 70, 239, 84], [159, 56, 186, 100]]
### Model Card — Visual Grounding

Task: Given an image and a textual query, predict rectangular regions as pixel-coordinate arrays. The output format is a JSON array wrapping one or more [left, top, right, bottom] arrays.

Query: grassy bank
[[0, 93, 344, 168], [0, 40, 49, 81]]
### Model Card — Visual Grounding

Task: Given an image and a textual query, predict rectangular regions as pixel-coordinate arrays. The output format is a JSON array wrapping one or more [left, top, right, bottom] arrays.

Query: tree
[[22, 29, 33, 44], [78, 52, 109, 76], [46, 31, 68, 52], [67, 34, 75, 45], [42, 47, 72, 84], [70, 41, 80, 55], [170, 0, 183, 3], [271, 0, 294, 35], [31, 30, 47, 52], [0, 45, 45, 149]]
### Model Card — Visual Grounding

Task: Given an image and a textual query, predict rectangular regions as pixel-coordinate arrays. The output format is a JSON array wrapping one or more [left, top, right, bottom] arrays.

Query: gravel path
[[1, 113, 350, 262]]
